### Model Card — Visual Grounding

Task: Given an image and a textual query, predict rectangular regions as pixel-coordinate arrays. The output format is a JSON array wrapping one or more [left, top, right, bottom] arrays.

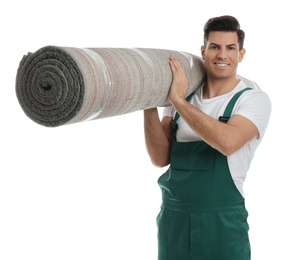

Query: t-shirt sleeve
[[234, 90, 272, 138], [162, 105, 174, 118]]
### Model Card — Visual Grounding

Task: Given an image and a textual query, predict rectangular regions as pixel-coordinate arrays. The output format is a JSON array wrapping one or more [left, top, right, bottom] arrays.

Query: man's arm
[[169, 98, 258, 156], [168, 56, 259, 156], [144, 108, 172, 167]]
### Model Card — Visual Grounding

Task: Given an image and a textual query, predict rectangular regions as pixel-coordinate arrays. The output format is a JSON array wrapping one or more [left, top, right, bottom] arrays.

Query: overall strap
[[219, 87, 252, 123], [171, 92, 194, 141]]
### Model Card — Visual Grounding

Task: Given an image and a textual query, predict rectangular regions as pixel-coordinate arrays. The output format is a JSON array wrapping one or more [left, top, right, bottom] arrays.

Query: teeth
[[216, 63, 228, 67]]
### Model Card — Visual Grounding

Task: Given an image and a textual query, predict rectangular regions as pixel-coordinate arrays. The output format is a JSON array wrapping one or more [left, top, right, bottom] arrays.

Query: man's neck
[[202, 76, 240, 99]]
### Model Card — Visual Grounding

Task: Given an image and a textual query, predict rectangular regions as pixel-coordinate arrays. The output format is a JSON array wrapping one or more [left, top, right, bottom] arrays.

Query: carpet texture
[[15, 46, 258, 127]]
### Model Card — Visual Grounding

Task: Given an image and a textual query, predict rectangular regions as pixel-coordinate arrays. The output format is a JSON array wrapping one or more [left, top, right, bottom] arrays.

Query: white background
[[0, 0, 287, 259]]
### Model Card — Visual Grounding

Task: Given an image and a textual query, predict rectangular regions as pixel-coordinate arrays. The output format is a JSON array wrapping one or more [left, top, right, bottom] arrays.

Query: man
[[144, 15, 271, 260]]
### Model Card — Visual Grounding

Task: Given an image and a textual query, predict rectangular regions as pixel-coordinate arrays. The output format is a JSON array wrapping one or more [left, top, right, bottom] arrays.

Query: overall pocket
[[168, 142, 215, 200]]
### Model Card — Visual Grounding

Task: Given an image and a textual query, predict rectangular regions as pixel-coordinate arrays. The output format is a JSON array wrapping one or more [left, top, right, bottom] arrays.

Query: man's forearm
[[170, 97, 242, 156], [144, 108, 170, 167]]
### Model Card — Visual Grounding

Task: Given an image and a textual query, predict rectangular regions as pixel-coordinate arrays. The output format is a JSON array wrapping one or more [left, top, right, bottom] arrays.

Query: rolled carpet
[[15, 46, 206, 127], [15, 46, 258, 127]]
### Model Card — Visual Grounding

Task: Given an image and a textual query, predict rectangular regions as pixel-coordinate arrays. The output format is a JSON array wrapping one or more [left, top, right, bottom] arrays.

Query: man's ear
[[201, 45, 205, 60], [239, 48, 246, 62]]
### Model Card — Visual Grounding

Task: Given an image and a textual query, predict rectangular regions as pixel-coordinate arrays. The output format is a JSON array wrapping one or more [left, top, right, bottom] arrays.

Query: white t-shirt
[[162, 80, 272, 197]]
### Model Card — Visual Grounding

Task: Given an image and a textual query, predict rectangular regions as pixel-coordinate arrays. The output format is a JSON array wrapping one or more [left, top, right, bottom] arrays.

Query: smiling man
[[144, 15, 271, 260]]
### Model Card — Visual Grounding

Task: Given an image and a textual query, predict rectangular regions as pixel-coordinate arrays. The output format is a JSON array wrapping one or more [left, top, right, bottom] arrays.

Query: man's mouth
[[214, 62, 229, 67]]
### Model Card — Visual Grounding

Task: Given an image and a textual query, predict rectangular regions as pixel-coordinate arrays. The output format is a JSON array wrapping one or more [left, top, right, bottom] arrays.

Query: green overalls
[[157, 88, 252, 260]]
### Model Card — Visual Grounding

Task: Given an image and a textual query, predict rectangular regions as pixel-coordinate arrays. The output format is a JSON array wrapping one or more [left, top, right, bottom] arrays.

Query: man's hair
[[203, 15, 245, 50]]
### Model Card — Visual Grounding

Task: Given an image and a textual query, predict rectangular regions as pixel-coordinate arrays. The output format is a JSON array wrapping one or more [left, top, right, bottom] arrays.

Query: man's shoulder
[[237, 75, 260, 90]]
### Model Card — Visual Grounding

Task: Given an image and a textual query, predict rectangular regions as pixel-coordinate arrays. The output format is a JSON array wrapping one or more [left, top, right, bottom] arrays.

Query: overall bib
[[157, 88, 251, 260]]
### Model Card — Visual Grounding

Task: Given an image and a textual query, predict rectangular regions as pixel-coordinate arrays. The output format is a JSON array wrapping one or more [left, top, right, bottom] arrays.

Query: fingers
[[169, 56, 176, 73], [169, 55, 184, 74], [167, 55, 189, 102]]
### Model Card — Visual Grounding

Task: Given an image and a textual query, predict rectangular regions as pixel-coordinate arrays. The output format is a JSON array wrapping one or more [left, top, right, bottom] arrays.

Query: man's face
[[201, 31, 245, 80]]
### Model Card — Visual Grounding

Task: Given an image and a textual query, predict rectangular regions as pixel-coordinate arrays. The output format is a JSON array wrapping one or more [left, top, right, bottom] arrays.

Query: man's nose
[[216, 48, 228, 59]]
